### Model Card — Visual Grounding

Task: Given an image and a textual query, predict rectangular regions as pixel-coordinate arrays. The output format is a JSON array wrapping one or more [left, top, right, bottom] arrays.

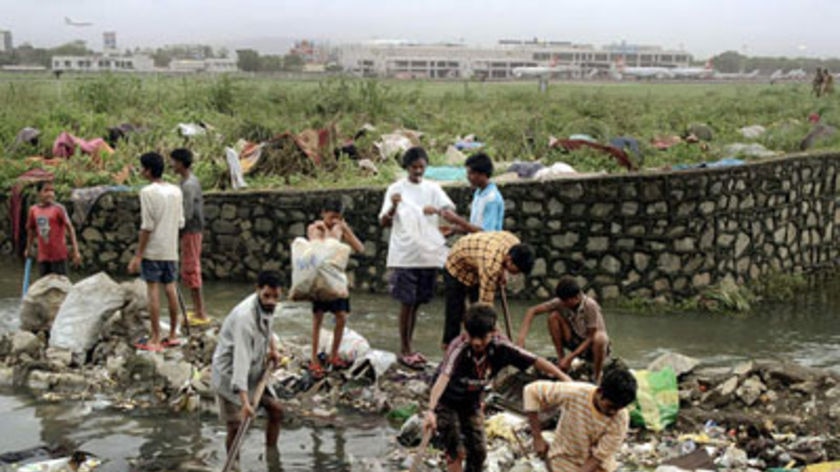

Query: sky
[[1, 0, 838, 59]]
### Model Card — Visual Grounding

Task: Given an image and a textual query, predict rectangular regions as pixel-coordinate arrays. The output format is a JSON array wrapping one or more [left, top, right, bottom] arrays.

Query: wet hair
[[140, 152, 165, 178], [599, 366, 638, 408], [170, 148, 193, 169], [555, 276, 581, 300], [322, 198, 344, 214], [464, 305, 497, 338], [36, 181, 54, 192], [508, 244, 535, 275], [257, 270, 282, 288], [465, 152, 494, 177], [401, 146, 428, 169]]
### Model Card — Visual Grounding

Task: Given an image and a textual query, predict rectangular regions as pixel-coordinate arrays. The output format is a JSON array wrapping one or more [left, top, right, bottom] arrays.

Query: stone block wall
[[5, 153, 840, 300]]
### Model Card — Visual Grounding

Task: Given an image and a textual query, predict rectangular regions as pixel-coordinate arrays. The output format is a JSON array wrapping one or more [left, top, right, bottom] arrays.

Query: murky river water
[[1, 259, 839, 470]]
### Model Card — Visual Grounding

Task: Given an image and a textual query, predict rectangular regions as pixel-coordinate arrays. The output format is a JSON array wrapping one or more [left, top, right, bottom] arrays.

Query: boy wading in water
[[424, 305, 569, 472], [307, 199, 364, 380], [25, 181, 81, 277]]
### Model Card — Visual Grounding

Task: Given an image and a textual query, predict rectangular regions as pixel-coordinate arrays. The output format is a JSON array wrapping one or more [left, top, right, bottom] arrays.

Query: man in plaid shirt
[[442, 231, 534, 347]]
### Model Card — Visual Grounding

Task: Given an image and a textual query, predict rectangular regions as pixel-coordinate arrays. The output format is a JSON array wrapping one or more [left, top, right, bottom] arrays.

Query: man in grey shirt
[[170, 148, 209, 326], [211, 270, 284, 456]]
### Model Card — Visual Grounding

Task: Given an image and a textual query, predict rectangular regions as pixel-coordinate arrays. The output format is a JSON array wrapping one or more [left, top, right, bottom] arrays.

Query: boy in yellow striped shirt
[[524, 367, 637, 472]]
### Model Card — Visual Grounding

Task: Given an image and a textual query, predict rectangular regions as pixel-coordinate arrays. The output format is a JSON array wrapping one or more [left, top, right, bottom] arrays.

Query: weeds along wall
[[4, 152, 840, 300]]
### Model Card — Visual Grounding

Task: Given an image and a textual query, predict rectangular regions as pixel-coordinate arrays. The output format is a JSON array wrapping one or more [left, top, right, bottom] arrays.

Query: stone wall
[[6, 153, 840, 300]]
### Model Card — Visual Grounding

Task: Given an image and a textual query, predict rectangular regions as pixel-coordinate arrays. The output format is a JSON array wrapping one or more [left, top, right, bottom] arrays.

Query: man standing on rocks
[[212, 270, 284, 457], [524, 366, 637, 472], [442, 231, 534, 348], [380, 147, 455, 369], [128, 152, 184, 352], [170, 148, 209, 327]]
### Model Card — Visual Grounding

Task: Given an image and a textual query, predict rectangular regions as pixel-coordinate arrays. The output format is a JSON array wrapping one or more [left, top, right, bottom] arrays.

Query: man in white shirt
[[128, 152, 184, 352], [379, 147, 455, 369]]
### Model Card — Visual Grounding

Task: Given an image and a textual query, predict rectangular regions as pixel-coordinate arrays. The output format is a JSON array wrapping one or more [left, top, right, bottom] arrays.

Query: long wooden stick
[[221, 362, 275, 472], [408, 426, 433, 472], [176, 285, 190, 337], [499, 287, 513, 339]]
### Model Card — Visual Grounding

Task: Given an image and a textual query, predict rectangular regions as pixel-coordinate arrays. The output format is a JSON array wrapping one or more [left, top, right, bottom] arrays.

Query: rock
[[647, 352, 700, 377], [19, 275, 72, 333], [731, 360, 754, 377], [829, 402, 840, 420], [406, 379, 429, 397], [717, 446, 748, 469], [53, 372, 88, 391], [45, 347, 73, 368], [396, 414, 423, 447], [27, 370, 54, 390], [718, 376, 739, 396], [155, 357, 193, 390], [790, 381, 817, 395], [11, 331, 42, 357], [760, 362, 816, 387], [736, 376, 766, 406], [0, 367, 13, 386], [106, 356, 126, 378]]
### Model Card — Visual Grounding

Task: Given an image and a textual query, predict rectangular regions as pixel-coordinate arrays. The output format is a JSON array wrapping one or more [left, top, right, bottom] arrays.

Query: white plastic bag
[[392, 200, 449, 268], [49, 272, 126, 356], [316, 327, 371, 362], [289, 237, 351, 301]]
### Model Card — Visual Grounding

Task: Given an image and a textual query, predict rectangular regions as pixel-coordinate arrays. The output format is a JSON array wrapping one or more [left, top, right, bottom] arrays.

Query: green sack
[[629, 366, 679, 432]]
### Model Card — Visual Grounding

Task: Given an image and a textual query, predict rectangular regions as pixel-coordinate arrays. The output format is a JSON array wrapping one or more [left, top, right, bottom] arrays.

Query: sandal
[[161, 337, 182, 348], [328, 356, 352, 371], [134, 338, 163, 352], [308, 361, 326, 380], [398, 353, 426, 370]]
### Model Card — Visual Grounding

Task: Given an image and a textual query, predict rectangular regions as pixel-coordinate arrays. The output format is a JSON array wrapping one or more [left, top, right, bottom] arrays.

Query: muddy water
[[1, 259, 839, 470]]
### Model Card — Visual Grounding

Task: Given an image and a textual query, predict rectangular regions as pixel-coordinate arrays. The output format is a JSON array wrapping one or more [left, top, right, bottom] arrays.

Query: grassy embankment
[[0, 73, 838, 194]]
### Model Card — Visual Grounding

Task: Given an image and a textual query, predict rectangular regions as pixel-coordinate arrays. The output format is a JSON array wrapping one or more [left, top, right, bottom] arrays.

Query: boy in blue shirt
[[441, 152, 504, 233]]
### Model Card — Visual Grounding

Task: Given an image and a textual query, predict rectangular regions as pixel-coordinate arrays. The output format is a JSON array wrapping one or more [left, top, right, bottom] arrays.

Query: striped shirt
[[523, 381, 628, 472], [438, 333, 536, 407], [444, 231, 520, 303]]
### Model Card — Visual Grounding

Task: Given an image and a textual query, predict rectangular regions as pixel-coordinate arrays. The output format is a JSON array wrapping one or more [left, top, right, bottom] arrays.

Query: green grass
[[1, 73, 839, 197]]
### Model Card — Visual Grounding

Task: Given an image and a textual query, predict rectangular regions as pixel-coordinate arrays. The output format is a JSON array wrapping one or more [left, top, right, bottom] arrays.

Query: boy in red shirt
[[25, 181, 81, 277]]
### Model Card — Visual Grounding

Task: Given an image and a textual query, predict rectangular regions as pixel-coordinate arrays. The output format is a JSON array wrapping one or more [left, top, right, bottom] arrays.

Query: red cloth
[[52, 131, 114, 159], [26, 203, 71, 262], [180, 232, 203, 288], [553, 139, 636, 170]]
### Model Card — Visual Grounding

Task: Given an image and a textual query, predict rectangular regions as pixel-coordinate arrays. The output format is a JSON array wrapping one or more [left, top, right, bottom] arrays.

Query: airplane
[[713, 69, 761, 80], [512, 63, 580, 78], [610, 56, 674, 80], [670, 60, 715, 79], [770, 68, 808, 81], [65, 17, 93, 27]]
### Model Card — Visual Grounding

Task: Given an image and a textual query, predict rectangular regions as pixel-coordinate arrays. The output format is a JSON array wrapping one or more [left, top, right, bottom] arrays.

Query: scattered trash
[[739, 125, 767, 139]]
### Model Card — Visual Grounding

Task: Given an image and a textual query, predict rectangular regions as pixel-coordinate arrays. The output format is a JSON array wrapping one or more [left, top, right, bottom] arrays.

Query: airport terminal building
[[337, 39, 693, 80]]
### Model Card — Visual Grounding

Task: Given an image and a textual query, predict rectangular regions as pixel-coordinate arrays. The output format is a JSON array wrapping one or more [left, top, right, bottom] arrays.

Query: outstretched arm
[[423, 372, 451, 433], [439, 209, 482, 233], [517, 299, 559, 347]]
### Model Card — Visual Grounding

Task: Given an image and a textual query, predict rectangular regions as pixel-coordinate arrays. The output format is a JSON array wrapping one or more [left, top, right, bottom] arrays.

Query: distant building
[[170, 58, 238, 73], [289, 39, 328, 64], [337, 38, 692, 80], [51, 54, 155, 72], [0, 30, 12, 53], [103, 32, 117, 53]]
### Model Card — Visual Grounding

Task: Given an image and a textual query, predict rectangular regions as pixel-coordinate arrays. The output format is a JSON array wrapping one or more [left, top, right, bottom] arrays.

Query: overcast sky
[[1, 0, 837, 59]]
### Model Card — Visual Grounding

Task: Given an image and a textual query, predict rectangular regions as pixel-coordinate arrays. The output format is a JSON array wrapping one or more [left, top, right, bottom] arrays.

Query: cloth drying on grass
[[52, 132, 114, 160], [424, 166, 467, 182], [552, 138, 636, 171]]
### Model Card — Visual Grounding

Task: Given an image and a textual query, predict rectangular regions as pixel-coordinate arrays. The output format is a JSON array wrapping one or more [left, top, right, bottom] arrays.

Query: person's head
[[36, 181, 56, 205], [140, 152, 165, 180], [321, 199, 344, 229], [255, 270, 282, 313], [464, 304, 497, 355], [465, 152, 493, 189], [170, 148, 193, 174], [555, 275, 583, 309], [504, 243, 534, 276], [595, 367, 637, 416], [401, 147, 428, 183]]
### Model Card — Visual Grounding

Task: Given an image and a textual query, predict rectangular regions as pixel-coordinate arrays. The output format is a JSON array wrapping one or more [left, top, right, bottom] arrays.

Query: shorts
[[180, 232, 203, 289], [313, 298, 350, 314], [39, 260, 67, 277], [216, 391, 278, 424], [388, 268, 437, 305], [565, 330, 611, 361], [435, 402, 486, 472], [141, 259, 178, 284]]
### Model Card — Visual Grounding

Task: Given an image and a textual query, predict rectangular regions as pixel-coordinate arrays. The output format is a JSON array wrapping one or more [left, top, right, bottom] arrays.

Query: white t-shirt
[[140, 181, 184, 261], [379, 178, 455, 268]]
